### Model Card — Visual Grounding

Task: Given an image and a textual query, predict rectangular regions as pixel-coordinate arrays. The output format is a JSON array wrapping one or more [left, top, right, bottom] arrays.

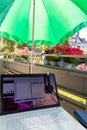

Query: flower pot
[[43, 59, 50, 65], [58, 59, 65, 67], [64, 62, 73, 69], [20, 57, 28, 63], [14, 57, 20, 61], [49, 61, 57, 66]]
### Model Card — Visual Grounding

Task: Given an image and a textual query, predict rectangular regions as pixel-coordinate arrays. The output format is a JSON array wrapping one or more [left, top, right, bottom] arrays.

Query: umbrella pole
[[31, 0, 35, 73]]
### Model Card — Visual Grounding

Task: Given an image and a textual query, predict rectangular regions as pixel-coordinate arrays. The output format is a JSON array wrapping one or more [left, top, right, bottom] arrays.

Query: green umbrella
[[0, 0, 87, 46], [0, 0, 15, 25], [71, 0, 87, 15]]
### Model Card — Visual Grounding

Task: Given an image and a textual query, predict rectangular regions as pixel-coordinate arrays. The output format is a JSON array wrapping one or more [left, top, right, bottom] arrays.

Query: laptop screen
[[0, 73, 60, 115]]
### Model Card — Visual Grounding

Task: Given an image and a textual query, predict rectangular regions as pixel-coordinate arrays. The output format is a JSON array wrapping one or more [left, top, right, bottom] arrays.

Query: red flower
[[53, 45, 84, 55]]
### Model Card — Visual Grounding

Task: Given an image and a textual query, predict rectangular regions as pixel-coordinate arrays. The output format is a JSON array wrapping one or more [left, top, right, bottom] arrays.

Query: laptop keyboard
[[7, 111, 68, 130]]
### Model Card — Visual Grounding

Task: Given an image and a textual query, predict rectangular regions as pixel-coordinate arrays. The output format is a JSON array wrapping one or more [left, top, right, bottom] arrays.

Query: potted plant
[[20, 54, 29, 63], [44, 55, 60, 66], [63, 57, 79, 68], [53, 45, 84, 55]]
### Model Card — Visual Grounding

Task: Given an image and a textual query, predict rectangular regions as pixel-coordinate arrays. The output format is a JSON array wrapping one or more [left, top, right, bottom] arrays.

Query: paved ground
[[60, 100, 85, 117]]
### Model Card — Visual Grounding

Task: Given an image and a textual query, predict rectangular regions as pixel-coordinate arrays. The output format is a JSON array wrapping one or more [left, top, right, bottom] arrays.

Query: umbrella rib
[[0, 0, 15, 17], [42, 0, 58, 43], [24, 0, 32, 44]]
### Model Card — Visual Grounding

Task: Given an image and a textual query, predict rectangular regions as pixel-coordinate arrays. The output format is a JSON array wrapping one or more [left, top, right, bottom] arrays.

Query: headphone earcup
[[45, 83, 53, 93]]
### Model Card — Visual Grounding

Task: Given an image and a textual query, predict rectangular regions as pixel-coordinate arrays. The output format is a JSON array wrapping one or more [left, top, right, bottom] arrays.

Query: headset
[[44, 73, 61, 104], [44, 72, 53, 93]]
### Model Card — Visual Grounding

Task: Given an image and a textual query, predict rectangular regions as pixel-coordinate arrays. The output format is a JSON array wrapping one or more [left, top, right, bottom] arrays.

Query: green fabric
[[0, 0, 87, 46], [0, 0, 15, 25], [71, 0, 87, 15]]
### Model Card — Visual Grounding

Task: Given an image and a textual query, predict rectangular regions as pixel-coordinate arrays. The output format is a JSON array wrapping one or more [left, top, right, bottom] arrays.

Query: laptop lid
[[0, 73, 60, 115]]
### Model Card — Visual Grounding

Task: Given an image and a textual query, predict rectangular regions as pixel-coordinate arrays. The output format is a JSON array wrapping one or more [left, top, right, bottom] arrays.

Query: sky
[[79, 27, 87, 40]]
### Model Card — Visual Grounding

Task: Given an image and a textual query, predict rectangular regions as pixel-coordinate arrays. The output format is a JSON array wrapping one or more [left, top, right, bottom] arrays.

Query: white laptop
[[0, 73, 86, 130]]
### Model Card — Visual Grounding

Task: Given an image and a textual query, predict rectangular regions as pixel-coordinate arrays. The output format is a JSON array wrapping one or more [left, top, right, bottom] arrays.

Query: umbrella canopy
[[0, 0, 87, 46], [71, 0, 87, 15], [0, 0, 15, 25]]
